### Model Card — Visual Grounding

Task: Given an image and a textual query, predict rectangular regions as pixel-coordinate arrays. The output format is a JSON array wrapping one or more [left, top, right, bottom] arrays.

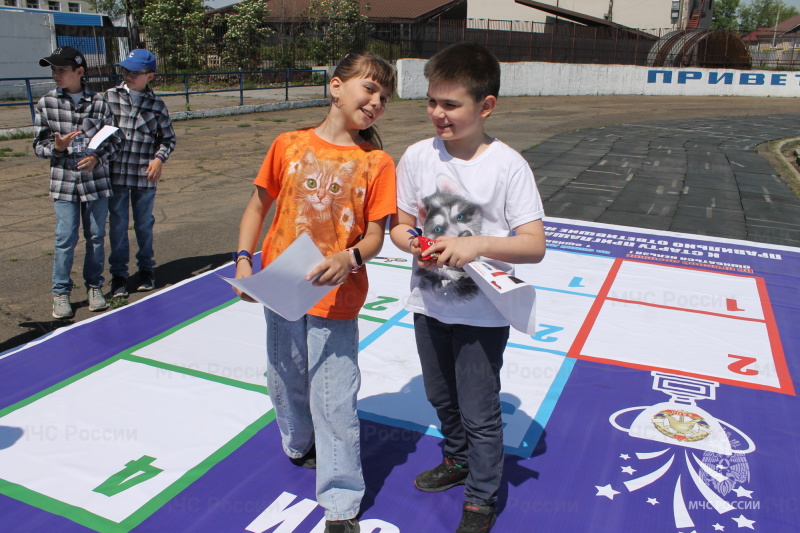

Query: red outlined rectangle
[[567, 258, 795, 395]]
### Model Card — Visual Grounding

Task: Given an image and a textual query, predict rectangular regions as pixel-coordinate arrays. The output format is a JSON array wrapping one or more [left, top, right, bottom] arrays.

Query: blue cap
[[116, 49, 157, 72]]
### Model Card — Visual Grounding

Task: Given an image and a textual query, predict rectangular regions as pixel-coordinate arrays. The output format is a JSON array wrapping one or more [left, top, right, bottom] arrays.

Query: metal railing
[[0, 68, 328, 127]]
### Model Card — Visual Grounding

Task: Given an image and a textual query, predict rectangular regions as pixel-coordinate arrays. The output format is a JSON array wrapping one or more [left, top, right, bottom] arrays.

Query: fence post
[[239, 69, 244, 106], [184, 74, 189, 106], [285, 69, 290, 101], [26, 79, 35, 127], [571, 22, 576, 63], [323, 70, 328, 99]]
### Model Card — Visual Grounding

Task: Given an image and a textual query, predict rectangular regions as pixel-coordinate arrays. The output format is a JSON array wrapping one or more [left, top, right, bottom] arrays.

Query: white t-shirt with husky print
[[396, 136, 545, 327]]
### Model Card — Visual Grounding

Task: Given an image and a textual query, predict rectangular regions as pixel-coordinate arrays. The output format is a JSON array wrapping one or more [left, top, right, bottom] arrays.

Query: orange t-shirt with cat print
[[254, 128, 396, 320]]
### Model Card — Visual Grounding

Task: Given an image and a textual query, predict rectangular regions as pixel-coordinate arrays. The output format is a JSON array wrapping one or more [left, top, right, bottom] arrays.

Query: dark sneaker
[[456, 502, 497, 533], [324, 519, 360, 533], [137, 269, 155, 291], [110, 275, 129, 298], [87, 287, 109, 312], [52, 293, 73, 319], [414, 457, 469, 492], [289, 445, 316, 469]]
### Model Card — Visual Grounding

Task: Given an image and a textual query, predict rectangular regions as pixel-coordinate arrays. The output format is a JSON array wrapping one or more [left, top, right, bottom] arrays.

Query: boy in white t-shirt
[[389, 42, 546, 533]]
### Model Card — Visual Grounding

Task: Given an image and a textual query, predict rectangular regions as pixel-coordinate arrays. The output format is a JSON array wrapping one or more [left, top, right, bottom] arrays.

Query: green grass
[[108, 296, 129, 309], [0, 131, 32, 141], [0, 147, 26, 160]]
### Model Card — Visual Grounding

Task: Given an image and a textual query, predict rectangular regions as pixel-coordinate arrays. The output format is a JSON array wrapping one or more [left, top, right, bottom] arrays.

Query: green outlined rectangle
[[0, 298, 274, 533]]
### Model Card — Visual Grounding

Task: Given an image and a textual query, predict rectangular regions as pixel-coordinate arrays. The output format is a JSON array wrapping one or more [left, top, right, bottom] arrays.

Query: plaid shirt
[[104, 84, 176, 189], [33, 85, 121, 202]]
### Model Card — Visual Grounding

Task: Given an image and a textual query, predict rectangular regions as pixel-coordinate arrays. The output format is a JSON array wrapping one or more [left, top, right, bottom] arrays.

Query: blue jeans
[[108, 187, 156, 278], [264, 308, 363, 520], [414, 314, 509, 507], [52, 198, 108, 294]]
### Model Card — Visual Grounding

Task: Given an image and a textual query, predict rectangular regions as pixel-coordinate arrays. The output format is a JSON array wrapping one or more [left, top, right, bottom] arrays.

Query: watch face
[[352, 247, 363, 267]]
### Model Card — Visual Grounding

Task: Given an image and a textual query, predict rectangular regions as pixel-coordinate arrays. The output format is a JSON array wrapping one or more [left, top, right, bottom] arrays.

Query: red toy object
[[417, 235, 438, 261], [407, 228, 439, 261]]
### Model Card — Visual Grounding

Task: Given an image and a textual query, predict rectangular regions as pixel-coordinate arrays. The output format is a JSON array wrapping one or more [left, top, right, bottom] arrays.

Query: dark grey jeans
[[413, 313, 509, 506]]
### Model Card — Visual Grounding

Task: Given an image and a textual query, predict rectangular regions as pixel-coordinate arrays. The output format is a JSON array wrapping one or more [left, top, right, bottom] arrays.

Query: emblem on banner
[[651, 409, 711, 443], [597, 372, 759, 531]]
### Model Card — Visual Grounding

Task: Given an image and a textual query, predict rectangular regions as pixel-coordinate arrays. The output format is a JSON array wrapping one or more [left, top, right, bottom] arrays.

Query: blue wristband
[[232, 250, 252, 262], [155, 154, 166, 163]]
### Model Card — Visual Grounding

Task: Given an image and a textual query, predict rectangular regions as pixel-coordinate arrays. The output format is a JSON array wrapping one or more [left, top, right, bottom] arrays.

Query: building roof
[[513, 0, 657, 40], [207, 0, 466, 22], [743, 13, 800, 42]]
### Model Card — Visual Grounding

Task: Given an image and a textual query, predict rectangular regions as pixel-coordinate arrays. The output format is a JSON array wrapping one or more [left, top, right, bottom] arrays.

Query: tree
[[712, 0, 741, 30], [306, 0, 369, 64], [87, 0, 146, 20], [219, 0, 274, 69], [738, 0, 799, 33], [142, 0, 211, 72]]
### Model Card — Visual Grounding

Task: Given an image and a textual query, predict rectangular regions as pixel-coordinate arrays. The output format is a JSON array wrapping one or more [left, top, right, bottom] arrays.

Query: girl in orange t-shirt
[[232, 52, 396, 533]]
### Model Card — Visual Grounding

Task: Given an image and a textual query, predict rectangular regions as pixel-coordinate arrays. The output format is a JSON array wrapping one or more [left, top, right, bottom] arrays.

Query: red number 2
[[728, 354, 759, 376]]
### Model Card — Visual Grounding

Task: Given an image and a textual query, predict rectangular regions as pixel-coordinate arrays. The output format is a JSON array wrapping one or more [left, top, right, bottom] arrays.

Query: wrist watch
[[346, 247, 363, 272]]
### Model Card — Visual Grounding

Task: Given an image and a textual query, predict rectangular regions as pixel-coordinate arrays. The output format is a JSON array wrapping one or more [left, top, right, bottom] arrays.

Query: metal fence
[[125, 18, 800, 69], [0, 69, 328, 128], [51, 16, 800, 76]]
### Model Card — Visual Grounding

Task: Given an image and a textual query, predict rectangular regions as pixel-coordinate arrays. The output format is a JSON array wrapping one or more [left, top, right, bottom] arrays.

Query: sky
[[205, 0, 237, 9]]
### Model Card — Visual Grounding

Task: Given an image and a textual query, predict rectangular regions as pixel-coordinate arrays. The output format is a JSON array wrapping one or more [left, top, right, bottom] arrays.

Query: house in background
[[469, 0, 707, 32], [1, 0, 94, 14], [207, 0, 467, 23], [743, 13, 800, 50]]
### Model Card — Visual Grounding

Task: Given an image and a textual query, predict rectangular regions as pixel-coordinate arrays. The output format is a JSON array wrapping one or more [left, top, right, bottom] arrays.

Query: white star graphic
[[732, 514, 755, 529], [595, 484, 621, 500], [732, 486, 754, 499], [646, 497, 659, 505], [620, 453, 630, 460], [713, 524, 725, 531], [621, 465, 636, 475]]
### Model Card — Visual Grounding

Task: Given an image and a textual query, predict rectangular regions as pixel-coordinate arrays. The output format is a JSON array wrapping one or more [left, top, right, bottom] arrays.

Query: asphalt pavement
[[530, 115, 800, 245], [1, 94, 799, 353]]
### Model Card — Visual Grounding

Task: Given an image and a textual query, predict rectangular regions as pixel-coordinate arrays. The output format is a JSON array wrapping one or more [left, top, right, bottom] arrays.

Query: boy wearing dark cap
[[34, 46, 122, 319], [104, 49, 176, 297]]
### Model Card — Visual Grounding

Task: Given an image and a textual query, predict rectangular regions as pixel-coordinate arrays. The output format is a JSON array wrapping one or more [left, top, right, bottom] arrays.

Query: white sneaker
[[52, 293, 74, 319], [87, 286, 109, 312]]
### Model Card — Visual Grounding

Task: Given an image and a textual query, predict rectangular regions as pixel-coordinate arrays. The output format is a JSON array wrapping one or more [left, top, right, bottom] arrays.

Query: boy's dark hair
[[331, 51, 396, 149], [424, 42, 501, 102]]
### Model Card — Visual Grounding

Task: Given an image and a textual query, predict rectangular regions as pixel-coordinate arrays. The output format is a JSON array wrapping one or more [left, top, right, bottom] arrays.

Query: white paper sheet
[[464, 260, 537, 334], [219, 233, 334, 321], [87, 125, 119, 150]]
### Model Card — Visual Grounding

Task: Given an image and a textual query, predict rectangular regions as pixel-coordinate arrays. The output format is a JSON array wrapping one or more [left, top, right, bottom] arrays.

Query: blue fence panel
[[56, 35, 106, 56]]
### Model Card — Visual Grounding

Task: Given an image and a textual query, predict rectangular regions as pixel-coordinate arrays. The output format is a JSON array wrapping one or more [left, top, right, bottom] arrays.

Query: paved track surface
[[1, 95, 799, 352]]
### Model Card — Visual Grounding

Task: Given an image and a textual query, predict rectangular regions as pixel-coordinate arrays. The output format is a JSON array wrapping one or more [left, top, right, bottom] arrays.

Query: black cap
[[39, 46, 86, 68]]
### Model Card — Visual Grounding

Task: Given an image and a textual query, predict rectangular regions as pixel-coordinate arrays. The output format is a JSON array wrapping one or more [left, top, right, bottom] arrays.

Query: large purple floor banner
[[1, 217, 798, 533]]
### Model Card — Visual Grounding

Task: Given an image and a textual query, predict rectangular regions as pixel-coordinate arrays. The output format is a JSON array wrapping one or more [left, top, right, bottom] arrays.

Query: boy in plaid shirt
[[104, 49, 176, 297], [34, 46, 122, 319]]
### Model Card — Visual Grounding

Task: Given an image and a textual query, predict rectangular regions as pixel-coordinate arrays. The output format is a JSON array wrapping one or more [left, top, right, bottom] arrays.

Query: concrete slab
[[604, 191, 680, 216], [596, 210, 673, 231], [669, 216, 747, 239], [675, 204, 745, 222]]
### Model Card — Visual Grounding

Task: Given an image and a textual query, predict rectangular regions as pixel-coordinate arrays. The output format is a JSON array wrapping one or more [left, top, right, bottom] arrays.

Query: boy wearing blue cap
[[104, 48, 176, 297]]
